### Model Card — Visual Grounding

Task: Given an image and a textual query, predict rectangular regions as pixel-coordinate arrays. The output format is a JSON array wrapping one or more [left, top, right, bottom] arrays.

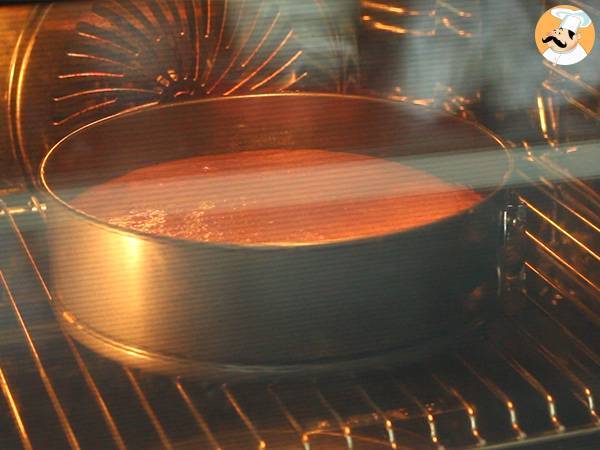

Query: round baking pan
[[40, 93, 512, 379]]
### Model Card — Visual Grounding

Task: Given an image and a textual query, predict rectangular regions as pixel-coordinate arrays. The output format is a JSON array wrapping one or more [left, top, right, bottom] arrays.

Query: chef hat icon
[[551, 8, 592, 33]]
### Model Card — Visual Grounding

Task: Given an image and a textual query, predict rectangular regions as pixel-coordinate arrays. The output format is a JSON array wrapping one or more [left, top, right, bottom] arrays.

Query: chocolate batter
[[72, 149, 482, 245]]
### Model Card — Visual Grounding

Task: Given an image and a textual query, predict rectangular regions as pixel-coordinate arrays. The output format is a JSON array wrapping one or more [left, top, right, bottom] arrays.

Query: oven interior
[[0, 0, 599, 449]]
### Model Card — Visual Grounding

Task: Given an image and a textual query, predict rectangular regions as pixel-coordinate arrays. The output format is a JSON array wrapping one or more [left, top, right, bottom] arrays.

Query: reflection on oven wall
[[358, 1, 546, 120], [1, 0, 362, 189], [51, 0, 360, 130], [0, 0, 598, 199], [358, 0, 599, 144], [0, 5, 33, 192], [1, 0, 598, 192], [227, 0, 361, 92], [359, 0, 486, 104]]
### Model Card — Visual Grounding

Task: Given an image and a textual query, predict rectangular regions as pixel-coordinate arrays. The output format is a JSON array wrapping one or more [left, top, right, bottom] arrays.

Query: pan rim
[[40, 92, 514, 251]]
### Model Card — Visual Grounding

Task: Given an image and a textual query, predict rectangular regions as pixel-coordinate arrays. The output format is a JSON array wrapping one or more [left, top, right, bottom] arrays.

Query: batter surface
[[71, 149, 483, 245]]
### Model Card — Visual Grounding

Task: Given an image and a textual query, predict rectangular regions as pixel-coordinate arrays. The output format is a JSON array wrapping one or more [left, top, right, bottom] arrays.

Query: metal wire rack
[[0, 145, 598, 450]]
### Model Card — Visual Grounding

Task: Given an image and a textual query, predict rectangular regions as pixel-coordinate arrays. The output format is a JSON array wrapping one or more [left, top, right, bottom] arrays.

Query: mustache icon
[[542, 35, 567, 48]]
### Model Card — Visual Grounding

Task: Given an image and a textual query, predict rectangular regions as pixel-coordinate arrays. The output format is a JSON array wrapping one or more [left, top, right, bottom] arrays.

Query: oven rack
[[1, 147, 598, 450]]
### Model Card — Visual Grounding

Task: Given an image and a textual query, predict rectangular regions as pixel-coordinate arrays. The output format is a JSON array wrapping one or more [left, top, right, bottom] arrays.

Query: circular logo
[[535, 5, 595, 66]]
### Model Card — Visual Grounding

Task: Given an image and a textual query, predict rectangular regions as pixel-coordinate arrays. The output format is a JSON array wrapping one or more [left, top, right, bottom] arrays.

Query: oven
[[0, 1, 598, 449]]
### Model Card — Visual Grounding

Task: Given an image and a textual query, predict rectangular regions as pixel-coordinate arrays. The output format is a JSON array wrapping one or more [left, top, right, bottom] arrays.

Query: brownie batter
[[71, 149, 482, 245]]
